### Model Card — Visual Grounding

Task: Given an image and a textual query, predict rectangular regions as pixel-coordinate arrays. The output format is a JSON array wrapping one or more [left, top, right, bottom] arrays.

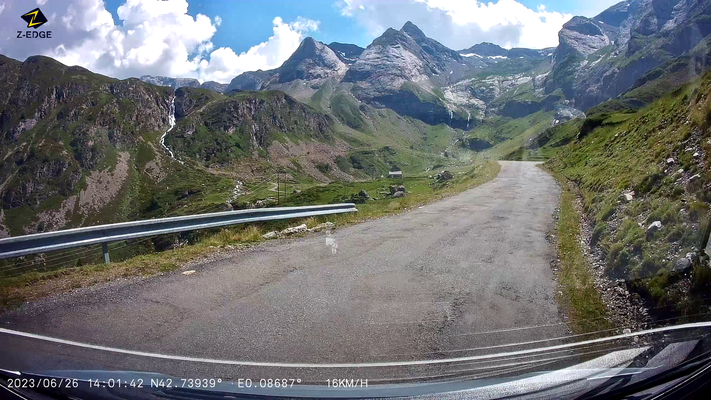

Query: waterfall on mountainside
[[159, 96, 177, 159]]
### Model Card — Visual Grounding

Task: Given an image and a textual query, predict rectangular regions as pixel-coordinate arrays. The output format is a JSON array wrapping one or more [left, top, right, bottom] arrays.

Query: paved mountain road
[[0, 161, 567, 382]]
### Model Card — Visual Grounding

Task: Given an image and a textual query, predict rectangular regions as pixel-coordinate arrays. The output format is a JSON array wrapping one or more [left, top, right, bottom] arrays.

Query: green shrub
[[637, 171, 664, 194], [666, 227, 684, 242], [648, 272, 670, 300], [689, 201, 710, 222], [640, 256, 664, 277], [597, 202, 616, 222], [618, 219, 644, 245], [591, 223, 607, 246], [606, 243, 630, 275]]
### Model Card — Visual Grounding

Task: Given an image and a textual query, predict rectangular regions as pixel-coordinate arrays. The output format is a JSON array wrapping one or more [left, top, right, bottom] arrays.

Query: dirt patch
[[79, 152, 130, 218], [267, 138, 355, 182], [143, 143, 167, 182], [28, 195, 78, 233]]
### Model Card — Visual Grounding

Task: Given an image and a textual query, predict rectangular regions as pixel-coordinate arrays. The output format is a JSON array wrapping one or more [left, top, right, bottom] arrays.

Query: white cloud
[[0, 0, 319, 83], [37, 0, 48, 5], [338, 0, 572, 49], [0, 3, 5, 16], [198, 17, 320, 83]]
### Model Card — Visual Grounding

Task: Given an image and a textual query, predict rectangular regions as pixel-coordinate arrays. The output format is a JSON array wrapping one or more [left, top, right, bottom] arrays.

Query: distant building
[[388, 170, 403, 179]]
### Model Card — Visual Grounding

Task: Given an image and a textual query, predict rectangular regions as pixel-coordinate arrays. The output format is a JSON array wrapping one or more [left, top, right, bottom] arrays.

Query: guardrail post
[[102, 242, 110, 264]]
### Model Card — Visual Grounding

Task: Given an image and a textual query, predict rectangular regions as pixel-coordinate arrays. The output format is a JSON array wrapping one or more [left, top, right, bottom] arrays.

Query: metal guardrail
[[0, 203, 357, 263]]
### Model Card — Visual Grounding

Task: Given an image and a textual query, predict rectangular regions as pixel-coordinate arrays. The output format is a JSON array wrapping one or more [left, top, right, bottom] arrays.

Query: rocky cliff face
[[327, 42, 364, 65], [168, 90, 337, 165], [546, 0, 711, 109], [199, 81, 229, 93], [345, 22, 474, 97], [277, 38, 348, 83]]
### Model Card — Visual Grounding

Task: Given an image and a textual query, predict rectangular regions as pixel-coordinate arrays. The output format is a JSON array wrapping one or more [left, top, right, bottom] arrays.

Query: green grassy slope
[[546, 72, 711, 318]]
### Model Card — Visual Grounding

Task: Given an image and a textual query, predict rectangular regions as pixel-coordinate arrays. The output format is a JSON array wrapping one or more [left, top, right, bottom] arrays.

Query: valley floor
[[0, 161, 567, 382]]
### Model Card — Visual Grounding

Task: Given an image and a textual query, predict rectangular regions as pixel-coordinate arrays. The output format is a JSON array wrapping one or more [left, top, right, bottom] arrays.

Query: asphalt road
[[0, 161, 567, 383]]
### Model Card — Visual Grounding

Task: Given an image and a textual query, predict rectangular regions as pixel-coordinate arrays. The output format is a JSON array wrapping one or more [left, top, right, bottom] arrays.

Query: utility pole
[[277, 172, 280, 204]]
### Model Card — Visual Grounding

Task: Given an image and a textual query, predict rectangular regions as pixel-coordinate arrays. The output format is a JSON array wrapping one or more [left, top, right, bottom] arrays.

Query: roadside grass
[[553, 174, 614, 334], [545, 73, 711, 318], [0, 161, 500, 311]]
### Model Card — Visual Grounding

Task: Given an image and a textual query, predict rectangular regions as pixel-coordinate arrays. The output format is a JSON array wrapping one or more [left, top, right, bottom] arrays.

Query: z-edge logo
[[21, 8, 48, 29]]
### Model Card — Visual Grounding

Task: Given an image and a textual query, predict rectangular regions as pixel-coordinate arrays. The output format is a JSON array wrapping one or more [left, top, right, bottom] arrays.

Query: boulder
[[262, 231, 279, 239], [647, 221, 663, 232], [687, 252, 698, 265], [435, 170, 454, 182], [309, 222, 335, 232], [646, 221, 662, 238], [389, 185, 398, 195], [280, 224, 308, 235], [254, 197, 277, 208], [392, 191, 406, 198], [620, 190, 635, 202], [674, 257, 692, 273], [666, 158, 675, 165], [397, 185, 406, 192], [358, 189, 371, 199]]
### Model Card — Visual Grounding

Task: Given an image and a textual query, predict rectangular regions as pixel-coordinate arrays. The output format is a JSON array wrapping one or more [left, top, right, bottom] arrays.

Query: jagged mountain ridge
[[224, 0, 711, 130], [459, 42, 555, 59], [224, 37, 347, 92], [140, 75, 229, 93]]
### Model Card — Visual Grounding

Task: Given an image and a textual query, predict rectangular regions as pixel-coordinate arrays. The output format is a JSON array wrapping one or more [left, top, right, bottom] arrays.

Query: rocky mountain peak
[[371, 27, 411, 47], [554, 16, 612, 62], [140, 75, 201, 90], [401, 21, 426, 40], [460, 42, 508, 57], [595, 0, 634, 27], [277, 37, 348, 83]]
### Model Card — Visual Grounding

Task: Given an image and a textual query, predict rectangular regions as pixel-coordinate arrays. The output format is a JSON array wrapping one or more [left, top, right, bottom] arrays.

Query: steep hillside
[[546, 72, 711, 317], [0, 54, 470, 236], [0, 56, 241, 236]]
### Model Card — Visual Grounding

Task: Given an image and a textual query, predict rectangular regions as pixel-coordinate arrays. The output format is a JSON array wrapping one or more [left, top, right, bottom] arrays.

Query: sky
[[0, 0, 622, 84]]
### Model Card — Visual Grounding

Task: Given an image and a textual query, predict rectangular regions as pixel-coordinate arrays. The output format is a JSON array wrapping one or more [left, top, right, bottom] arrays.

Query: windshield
[[1, 0, 711, 398]]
